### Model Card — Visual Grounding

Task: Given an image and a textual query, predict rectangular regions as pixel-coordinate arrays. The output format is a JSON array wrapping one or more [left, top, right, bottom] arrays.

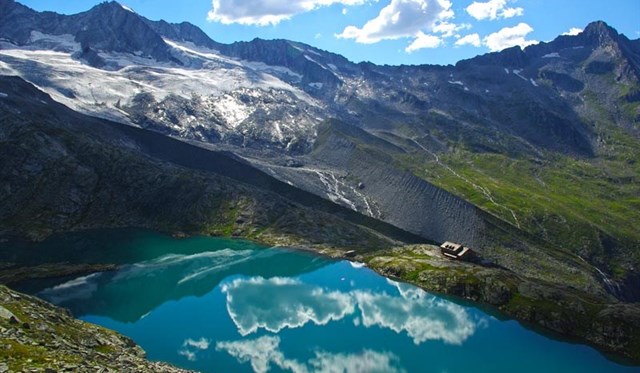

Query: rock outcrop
[[358, 245, 640, 362], [0, 284, 195, 372]]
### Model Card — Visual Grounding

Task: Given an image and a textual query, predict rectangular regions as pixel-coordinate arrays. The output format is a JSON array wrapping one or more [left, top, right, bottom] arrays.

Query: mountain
[[1, 0, 640, 360], [0, 0, 177, 64]]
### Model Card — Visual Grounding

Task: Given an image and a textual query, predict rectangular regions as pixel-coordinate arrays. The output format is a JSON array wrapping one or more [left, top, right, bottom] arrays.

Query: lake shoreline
[[1, 229, 639, 365]]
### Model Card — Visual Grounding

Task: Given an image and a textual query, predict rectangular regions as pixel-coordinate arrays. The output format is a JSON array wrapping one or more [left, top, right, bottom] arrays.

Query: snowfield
[[0, 36, 324, 150]]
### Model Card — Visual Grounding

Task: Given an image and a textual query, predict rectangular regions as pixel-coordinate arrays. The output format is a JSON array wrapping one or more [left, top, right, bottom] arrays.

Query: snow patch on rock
[[29, 31, 80, 52], [512, 69, 528, 82], [120, 4, 136, 13]]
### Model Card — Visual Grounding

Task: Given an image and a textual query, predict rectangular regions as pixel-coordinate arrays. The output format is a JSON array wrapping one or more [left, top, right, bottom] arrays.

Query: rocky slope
[[0, 0, 639, 363], [1, 1, 637, 294], [0, 75, 421, 249], [0, 284, 195, 372], [341, 245, 640, 361]]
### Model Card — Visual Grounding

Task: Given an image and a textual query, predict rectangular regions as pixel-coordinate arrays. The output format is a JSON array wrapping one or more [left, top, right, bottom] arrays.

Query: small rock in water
[[357, 182, 365, 190]]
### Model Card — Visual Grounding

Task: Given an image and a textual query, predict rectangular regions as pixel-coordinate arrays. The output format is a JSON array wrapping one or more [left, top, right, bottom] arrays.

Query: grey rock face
[[0, 75, 420, 248], [0, 0, 176, 64]]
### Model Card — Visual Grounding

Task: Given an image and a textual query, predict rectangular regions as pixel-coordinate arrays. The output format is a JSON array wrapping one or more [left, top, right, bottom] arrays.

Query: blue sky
[[18, 0, 640, 66]]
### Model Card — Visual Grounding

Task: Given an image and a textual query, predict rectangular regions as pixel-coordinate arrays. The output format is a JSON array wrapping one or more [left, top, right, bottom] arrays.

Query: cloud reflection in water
[[216, 335, 405, 373], [221, 277, 355, 336], [222, 276, 481, 345]]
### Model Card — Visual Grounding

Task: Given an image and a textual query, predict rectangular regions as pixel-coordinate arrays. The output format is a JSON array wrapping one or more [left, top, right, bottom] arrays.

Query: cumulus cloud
[[483, 22, 538, 52], [216, 336, 307, 373], [184, 338, 211, 350], [208, 0, 371, 26], [336, 0, 454, 47], [455, 33, 481, 47], [406, 32, 443, 53], [222, 275, 481, 349], [562, 27, 583, 36], [433, 21, 471, 38], [466, 0, 523, 21], [309, 349, 404, 373], [356, 281, 479, 345], [178, 338, 211, 362], [216, 336, 405, 373], [221, 277, 355, 336]]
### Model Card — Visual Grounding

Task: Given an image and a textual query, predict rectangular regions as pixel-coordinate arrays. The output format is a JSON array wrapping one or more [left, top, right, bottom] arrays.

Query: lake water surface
[[6, 230, 639, 372]]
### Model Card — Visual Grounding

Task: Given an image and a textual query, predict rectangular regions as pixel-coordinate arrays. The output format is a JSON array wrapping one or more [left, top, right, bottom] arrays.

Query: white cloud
[[309, 350, 404, 373], [406, 32, 443, 53], [178, 337, 211, 362], [336, 0, 454, 44], [483, 22, 538, 52], [216, 336, 307, 373], [221, 276, 483, 345], [221, 277, 355, 336], [455, 33, 481, 47], [355, 281, 479, 345], [432, 21, 472, 38], [216, 336, 405, 373], [208, 0, 371, 26], [178, 349, 196, 361], [184, 338, 210, 350], [466, 0, 523, 21], [562, 27, 583, 36]]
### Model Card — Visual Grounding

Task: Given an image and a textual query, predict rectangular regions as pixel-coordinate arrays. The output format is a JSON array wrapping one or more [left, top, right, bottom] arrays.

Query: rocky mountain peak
[[92, 1, 129, 11], [0, 0, 45, 44], [69, 1, 178, 64], [144, 19, 222, 50], [582, 20, 620, 45], [0, 0, 21, 12], [79, 1, 139, 20]]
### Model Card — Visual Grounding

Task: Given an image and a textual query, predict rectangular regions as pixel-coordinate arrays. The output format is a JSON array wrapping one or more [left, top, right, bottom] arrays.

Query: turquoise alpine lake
[[5, 229, 639, 372]]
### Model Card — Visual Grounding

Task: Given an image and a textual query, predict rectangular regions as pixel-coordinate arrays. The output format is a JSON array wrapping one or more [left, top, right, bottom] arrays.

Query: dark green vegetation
[[409, 149, 640, 275], [395, 25, 640, 299]]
